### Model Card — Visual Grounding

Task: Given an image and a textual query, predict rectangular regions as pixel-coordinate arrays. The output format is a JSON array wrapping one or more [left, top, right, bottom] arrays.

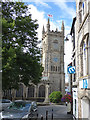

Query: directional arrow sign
[[67, 66, 75, 74]]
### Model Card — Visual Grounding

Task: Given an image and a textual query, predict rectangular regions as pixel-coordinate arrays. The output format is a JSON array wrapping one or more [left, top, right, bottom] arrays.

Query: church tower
[[42, 18, 65, 96]]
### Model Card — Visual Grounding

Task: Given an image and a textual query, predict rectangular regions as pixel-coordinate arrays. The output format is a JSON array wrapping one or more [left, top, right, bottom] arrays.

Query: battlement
[[42, 19, 64, 40], [42, 30, 63, 40], [51, 29, 62, 34]]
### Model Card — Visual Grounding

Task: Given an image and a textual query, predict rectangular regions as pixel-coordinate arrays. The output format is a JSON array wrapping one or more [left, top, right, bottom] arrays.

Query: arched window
[[27, 85, 35, 97], [56, 66, 57, 71], [53, 40, 59, 50], [82, 1, 87, 20], [51, 66, 52, 71], [80, 45, 83, 76], [58, 66, 60, 71], [39, 85, 45, 97], [79, 2, 82, 23], [16, 84, 23, 97], [53, 66, 55, 71], [3, 90, 12, 98]]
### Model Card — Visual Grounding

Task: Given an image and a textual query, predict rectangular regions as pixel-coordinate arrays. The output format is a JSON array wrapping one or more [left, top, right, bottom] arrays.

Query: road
[[37, 104, 73, 120]]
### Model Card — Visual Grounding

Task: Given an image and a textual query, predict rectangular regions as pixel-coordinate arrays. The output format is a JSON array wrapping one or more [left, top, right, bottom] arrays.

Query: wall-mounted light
[[64, 34, 70, 41]]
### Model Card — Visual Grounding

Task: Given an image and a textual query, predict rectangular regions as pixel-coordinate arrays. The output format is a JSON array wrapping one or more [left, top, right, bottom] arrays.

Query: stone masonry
[[75, 0, 90, 118], [42, 18, 65, 97]]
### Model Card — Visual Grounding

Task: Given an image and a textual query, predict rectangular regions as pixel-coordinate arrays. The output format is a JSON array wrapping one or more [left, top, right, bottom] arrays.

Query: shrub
[[49, 91, 62, 103]]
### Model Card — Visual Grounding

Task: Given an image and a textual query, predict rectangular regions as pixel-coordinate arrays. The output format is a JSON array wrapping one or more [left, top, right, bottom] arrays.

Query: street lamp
[[65, 34, 73, 115], [64, 34, 70, 41], [65, 36, 69, 41]]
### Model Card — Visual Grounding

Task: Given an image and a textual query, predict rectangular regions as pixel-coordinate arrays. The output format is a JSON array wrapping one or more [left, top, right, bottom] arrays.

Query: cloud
[[28, 4, 62, 40], [28, 4, 47, 41], [54, 0, 76, 19], [2, 0, 76, 3], [34, 0, 51, 8], [16, 0, 75, 2]]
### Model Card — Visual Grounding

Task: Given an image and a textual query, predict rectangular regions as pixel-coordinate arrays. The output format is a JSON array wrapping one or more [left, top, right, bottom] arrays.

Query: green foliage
[[49, 91, 62, 103], [2, 2, 43, 90]]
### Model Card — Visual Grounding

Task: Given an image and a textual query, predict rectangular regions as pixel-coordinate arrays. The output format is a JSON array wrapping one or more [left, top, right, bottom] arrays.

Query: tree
[[2, 2, 43, 90], [49, 91, 62, 103]]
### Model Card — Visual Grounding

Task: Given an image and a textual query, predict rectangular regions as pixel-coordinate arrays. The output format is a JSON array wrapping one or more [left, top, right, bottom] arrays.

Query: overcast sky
[[25, 1, 76, 82]]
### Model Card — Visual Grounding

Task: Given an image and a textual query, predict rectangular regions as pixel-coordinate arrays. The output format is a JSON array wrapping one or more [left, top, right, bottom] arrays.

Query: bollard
[[51, 109, 53, 120], [22, 95, 23, 100], [41, 115, 43, 120], [34, 113, 38, 120], [37, 113, 38, 118], [46, 110, 48, 120], [36, 113, 38, 120], [10, 96, 12, 101]]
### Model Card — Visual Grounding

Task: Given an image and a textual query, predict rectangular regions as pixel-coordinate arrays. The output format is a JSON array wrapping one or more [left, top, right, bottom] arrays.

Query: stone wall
[[76, 0, 90, 118]]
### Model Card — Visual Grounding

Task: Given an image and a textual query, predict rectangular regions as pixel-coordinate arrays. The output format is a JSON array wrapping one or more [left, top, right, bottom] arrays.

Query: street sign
[[67, 66, 75, 74], [83, 79, 88, 88]]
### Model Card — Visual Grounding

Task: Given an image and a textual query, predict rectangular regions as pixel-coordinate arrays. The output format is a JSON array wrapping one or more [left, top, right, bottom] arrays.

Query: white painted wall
[[89, 100, 90, 120], [81, 97, 89, 118], [73, 88, 78, 118]]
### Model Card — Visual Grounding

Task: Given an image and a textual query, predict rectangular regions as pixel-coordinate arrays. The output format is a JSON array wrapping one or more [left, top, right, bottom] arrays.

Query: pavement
[[37, 104, 73, 120]]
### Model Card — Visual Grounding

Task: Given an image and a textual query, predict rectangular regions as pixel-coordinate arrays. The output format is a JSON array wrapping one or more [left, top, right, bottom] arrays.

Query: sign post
[[67, 65, 76, 115]]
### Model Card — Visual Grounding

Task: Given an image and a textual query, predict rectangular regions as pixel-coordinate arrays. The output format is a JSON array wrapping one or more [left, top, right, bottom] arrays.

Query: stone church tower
[[42, 18, 65, 96]]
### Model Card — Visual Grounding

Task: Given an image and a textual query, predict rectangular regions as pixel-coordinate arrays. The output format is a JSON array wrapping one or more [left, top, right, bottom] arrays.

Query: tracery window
[[27, 85, 35, 97], [39, 85, 45, 97], [16, 84, 23, 97], [56, 66, 57, 71], [58, 66, 60, 72], [79, 2, 82, 23], [53, 40, 59, 50]]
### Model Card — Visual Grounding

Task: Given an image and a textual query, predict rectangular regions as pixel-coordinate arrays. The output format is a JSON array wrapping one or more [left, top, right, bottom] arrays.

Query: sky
[[24, 1, 76, 83]]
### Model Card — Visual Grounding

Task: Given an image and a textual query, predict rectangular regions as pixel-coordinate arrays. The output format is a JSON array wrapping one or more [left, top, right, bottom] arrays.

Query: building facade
[[2, 81, 50, 102], [42, 18, 65, 97], [75, 0, 90, 118]]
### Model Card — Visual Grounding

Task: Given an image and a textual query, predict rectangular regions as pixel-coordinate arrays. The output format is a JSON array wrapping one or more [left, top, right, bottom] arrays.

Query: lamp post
[[65, 34, 73, 115], [67, 63, 73, 115]]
